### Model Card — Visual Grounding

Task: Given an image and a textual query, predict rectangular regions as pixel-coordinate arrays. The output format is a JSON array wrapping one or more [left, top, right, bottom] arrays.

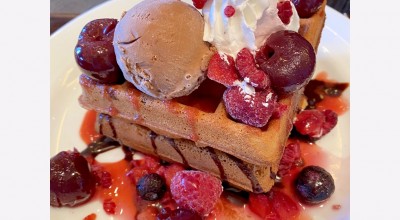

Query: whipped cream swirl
[[202, 0, 300, 58]]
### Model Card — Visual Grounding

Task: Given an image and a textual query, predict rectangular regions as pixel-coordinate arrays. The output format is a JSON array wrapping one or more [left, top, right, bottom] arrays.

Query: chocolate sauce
[[99, 113, 117, 138], [166, 138, 189, 167], [81, 136, 120, 158], [304, 79, 349, 109], [226, 154, 263, 193], [149, 131, 158, 155], [206, 147, 227, 181]]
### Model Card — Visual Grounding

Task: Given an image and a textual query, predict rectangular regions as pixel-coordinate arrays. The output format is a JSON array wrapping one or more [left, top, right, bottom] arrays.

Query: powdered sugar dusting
[[262, 92, 273, 108], [219, 52, 230, 64]]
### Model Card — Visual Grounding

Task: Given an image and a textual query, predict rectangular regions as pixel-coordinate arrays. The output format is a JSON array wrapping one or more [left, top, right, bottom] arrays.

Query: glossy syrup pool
[[53, 71, 349, 220]]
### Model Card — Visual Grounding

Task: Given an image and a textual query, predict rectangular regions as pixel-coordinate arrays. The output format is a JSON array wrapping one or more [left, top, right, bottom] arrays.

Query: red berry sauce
[[75, 71, 349, 219]]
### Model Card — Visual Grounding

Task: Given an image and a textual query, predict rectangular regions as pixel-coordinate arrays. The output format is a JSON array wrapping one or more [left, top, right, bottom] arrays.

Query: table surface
[[50, 0, 350, 34]]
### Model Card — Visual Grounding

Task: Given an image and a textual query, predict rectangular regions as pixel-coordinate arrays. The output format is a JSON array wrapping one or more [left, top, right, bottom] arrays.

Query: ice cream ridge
[[77, 0, 326, 197]]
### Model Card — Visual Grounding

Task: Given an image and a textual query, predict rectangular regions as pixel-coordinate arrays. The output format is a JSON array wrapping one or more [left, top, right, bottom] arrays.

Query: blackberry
[[136, 173, 166, 201]]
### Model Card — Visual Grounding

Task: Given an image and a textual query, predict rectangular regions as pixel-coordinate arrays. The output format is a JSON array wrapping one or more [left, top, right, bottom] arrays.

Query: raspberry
[[192, 0, 208, 9], [91, 165, 112, 188], [236, 48, 270, 89], [223, 86, 277, 127], [103, 198, 116, 214], [224, 6, 235, 17], [207, 53, 240, 87], [277, 1, 293, 25], [294, 109, 338, 139], [170, 170, 223, 216], [249, 189, 300, 219], [278, 142, 302, 177]]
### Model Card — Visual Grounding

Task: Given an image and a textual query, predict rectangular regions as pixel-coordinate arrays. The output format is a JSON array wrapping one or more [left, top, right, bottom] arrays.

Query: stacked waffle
[[78, 0, 326, 193]]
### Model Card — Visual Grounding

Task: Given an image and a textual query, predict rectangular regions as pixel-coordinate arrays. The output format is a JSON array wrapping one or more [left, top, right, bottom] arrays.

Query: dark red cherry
[[291, 0, 324, 18], [74, 18, 124, 84], [50, 150, 95, 207], [295, 165, 335, 204], [255, 30, 315, 94]]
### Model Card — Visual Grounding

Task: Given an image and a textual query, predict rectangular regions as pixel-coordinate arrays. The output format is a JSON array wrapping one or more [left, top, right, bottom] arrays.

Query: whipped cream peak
[[203, 0, 300, 58]]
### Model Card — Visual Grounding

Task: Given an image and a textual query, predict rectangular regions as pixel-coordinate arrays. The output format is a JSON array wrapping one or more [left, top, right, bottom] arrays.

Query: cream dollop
[[202, 0, 300, 58]]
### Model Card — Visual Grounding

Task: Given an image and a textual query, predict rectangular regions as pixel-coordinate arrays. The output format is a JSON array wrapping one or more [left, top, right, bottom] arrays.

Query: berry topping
[[295, 165, 335, 204], [192, 0, 207, 9], [278, 142, 302, 177], [207, 53, 240, 87], [277, 0, 293, 25], [256, 30, 315, 94], [91, 165, 113, 188], [249, 189, 300, 219], [50, 150, 95, 207], [291, 0, 324, 18], [294, 109, 338, 140], [136, 173, 167, 201], [157, 208, 202, 220], [126, 155, 161, 184], [236, 48, 270, 89], [224, 6, 236, 17], [170, 170, 223, 216], [156, 163, 185, 188], [103, 198, 116, 214], [74, 19, 124, 84], [223, 86, 277, 127]]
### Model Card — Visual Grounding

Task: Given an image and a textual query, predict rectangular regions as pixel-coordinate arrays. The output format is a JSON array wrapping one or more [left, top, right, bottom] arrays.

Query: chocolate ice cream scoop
[[113, 0, 213, 100]]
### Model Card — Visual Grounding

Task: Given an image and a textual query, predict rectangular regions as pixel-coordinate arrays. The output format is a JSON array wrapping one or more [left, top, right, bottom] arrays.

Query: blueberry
[[136, 173, 166, 201], [294, 165, 335, 204]]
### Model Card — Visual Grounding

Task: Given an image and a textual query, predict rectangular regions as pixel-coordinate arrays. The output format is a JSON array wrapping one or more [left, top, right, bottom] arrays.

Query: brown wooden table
[[50, 0, 349, 35]]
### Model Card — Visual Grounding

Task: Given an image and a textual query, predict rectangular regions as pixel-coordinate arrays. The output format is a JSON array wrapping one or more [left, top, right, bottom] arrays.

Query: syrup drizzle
[[166, 138, 189, 167], [206, 147, 227, 181], [149, 131, 158, 155], [98, 113, 117, 138], [226, 154, 263, 193]]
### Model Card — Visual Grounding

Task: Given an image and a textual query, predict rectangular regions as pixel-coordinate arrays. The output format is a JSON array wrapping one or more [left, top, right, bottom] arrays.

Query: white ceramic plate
[[50, 1, 350, 219]]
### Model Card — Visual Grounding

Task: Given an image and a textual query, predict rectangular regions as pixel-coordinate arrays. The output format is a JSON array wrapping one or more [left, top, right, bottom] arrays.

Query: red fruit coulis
[[76, 71, 349, 219]]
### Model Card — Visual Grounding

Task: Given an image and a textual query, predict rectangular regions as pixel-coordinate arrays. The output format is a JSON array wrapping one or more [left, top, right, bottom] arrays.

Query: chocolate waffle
[[78, 1, 326, 193]]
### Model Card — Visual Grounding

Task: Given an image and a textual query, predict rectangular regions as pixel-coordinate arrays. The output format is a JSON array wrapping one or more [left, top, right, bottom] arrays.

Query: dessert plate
[[50, 0, 350, 219]]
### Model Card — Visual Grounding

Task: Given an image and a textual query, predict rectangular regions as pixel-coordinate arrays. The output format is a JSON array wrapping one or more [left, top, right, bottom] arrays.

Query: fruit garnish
[[277, 0, 293, 25], [192, 0, 207, 9], [236, 48, 270, 89], [170, 170, 223, 216], [157, 207, 202, 220], [249, 189, 300, 219], [126, 155, 161, 184], [256, 30, 315, 94], [291, 0, 323, 18], [74, 19, 124, 84], [278, 142, 302, 177], [207, 53, 240, 87], [224, 5, 235, 17], [293, 109, 338, 140], [136, 173, 167, 201], [223, 86, 278, 127], [50, 150, 96, 207], [156, 163, 185, 188], [91, 164, 113, 188], [103, 198, 117, 214], [295, 165, 335, 204]]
